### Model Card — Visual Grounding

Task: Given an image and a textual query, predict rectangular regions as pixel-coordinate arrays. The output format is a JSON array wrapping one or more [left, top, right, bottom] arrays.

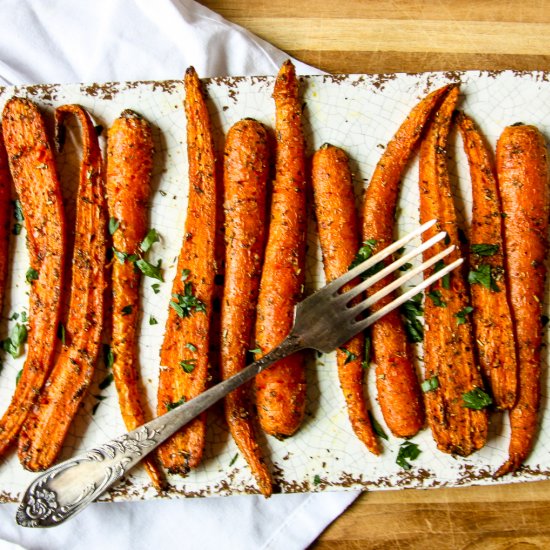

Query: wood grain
[[199, 1, 550, 548]]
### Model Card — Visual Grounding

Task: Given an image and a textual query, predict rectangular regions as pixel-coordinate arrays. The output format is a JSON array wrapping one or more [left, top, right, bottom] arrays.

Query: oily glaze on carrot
[[0, 133, 11, 315], [254, 60, 307, 438], [456, 111, 518, 410], [0, 98, 66, 457], [221, 119, 272, 496], [157, 67, 217, 473], [495, 124, 549, 476], [419, 87, 488, 457], [362, 85, 452, 438], [18, 104, 107, 470], [106, 110, 164, 490], [311, 143, 380, 455]]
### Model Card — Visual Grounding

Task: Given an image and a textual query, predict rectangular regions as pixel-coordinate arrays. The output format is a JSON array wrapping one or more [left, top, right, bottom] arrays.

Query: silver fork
[[16, 219, 462, 528]]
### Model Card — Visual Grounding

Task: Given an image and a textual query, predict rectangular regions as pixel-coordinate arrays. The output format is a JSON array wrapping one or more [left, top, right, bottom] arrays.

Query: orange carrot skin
[[0, 132, 11, 315], [362, 86, 452, 438], [106, 110, 164, 490], [311, 143, 380, 455], [18, 104, 107, 470], [419, 87, 488, 457], [0, 98, 66, 456], [456, 111, 518, 410], [158, 67, 217, 473], [495, 124, 549, 476], [222, 118, 272, 496], [255, 60, 308, 438]]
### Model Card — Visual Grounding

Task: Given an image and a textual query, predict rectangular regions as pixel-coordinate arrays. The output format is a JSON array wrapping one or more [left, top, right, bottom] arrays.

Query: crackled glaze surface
[[0, 71, 549, 503]]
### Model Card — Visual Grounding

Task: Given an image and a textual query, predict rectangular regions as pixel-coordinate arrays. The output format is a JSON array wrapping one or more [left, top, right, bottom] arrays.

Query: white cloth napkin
[[0, 1, 360, 548]]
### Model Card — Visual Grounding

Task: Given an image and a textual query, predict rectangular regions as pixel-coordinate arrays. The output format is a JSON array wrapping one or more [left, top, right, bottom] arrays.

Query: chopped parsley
[[181, 268, 191, 281], [166, 397, 186, 411], [339, 347, 357, 364], [15, 369, 23, 385], [186, 342, 198, 352], [14, 200, 24, 222], [368, 410, 388, 441], [140, 228, 160, 253], [468, 264, 499, 292], [151, 283, 161, 294], [121, 305, 133, 316], [180, 359, 196, 373], [433, 260, 451, 290], [401, 293, 424, 343], [98, 372, 114, 390], [170, 282, 206, 318], [462, 387, 492, 410], [421, 376, 439, 393], [135, 258, 163, 281], [103, 345, 115, 369], [149, 316, 158, 325], [427, 290, 446, 307], [229, 453, 239, 467], [58, 323, 66, 346], [396, 441, 421, 470], [471, 243, 499, 257], [108, 217, 120, 235], [455, 306, 474, 326], [2, 323, 28, 359], [313, 474, 322, 486], [25, 268, 39, 283]]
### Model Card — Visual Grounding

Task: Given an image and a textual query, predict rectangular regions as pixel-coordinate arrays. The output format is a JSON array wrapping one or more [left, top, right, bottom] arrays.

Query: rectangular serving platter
[[0, 70, 549, 503]]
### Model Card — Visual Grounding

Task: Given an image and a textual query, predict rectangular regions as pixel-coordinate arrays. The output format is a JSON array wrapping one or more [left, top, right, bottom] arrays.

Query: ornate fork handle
[[16, 336, 303, 528]]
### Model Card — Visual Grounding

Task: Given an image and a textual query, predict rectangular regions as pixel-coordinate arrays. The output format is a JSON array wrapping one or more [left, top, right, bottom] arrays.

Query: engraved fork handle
[[16, 335, 303, 528]]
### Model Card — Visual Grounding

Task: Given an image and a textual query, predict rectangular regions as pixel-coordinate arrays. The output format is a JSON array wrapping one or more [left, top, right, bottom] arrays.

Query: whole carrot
[[419, 87, 488, 457], [0, 132, 11, 316], [362, 85, 452, 438], [456, 111, 518, 410], [157, 67, 217, 473], [221, 118, 272, 496], [106, 110, 164, 490], [495, 124, 549, 476], [0, 98, 66, 456], [18, 104, 107, 470], [312, 143, 380, 455], [254, 60, 308, 438]]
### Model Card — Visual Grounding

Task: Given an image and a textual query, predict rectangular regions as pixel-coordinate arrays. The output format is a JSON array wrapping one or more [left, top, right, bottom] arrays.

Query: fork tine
[[350, 258, 464, 333], [339, 231, 448, 304], [323, 219, 437, 294], [345, 244, 455, 316]]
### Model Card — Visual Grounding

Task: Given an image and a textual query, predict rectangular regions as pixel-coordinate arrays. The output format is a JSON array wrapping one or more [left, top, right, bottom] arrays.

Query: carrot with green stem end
[[18, 104, 107, 470], [157, 67, 217, 473], [221, 118, 272, 496], [312, 143, 380, 454], [106, 109, 165, 490], [419, 87, 488, 457], [495, 124, 549, 476], [456, 111, 518, 410], [362, 84, 453, 438], [254, 60, 308, 438], [0, 98, 66, 457]]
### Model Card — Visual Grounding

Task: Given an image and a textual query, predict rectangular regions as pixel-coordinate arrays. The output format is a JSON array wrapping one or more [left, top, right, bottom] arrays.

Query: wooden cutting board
[[200, 1, 550, 547]]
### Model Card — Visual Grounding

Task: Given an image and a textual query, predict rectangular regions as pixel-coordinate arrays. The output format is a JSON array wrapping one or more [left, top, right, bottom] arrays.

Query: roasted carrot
[[254, 60, 307, 438], [495, 124, 549, 476], [0, 98, 66, 457], [157, 67, 217, 473], [221, 118, 272, 496], [0, 132, 11, 316], [456, 111, 518, 410], [311, 143, 380, 455], [106, 109, 165, 490], [419, 86, 488, 456], [362, 85, 452, 438], [18, 104, 107, 470]]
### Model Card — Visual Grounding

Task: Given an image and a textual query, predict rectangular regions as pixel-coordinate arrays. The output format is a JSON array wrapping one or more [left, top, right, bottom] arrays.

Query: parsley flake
[[109, 217, 120, 235], [170, 283, 206, 318], [401, 294, 424, 343], [166, 396, 186, 411], [140, 228, 160, 253], [462, 387, 492, 410], [421, 376, 439, 393], [468, 264, 499, 292], [25, 268, 39, 283], [455, 306, 474, 325], [339, 347, 357, 364], [427, 290, 446, 307], [396, 441, 421, 470], [471, 243, 499, 257], [135, 258, 163, 281], [180, 359, 196, 373], [99, 372, 114, 390], [368, 411, 388, 440]]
